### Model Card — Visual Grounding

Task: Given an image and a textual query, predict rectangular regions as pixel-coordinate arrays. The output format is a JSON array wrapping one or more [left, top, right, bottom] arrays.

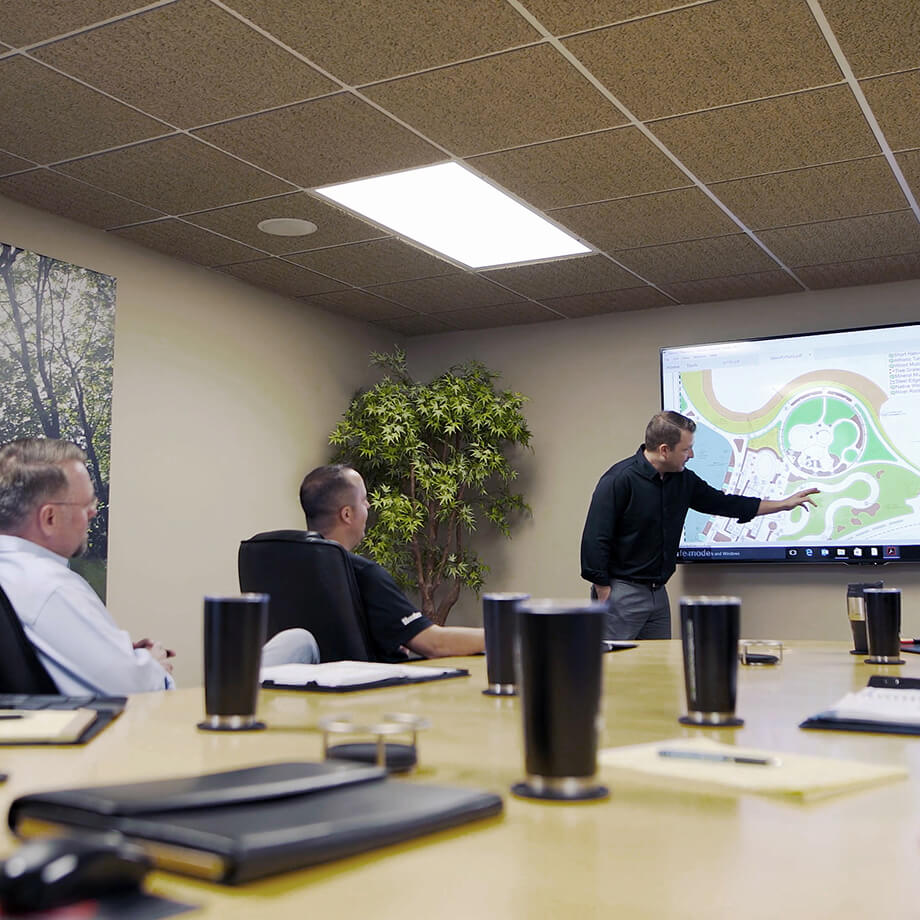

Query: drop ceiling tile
[[482, 253, 639, 298], [367, 273, 524, 313], [469, 126, 690, 209], [820, 0, 920, 78], [759, 211, 920, 267], [0, 1, 150, 47], [660, 270, 802, 303], [0, 56, 167, 162], [563, 0, 841, 121], [195, 94, 444, 188], [897, 149, 920, 199], [521, 1, 683, 35], [287, 238, 454, 286], [373, 313, 454, 336], [110, 218, 264, 266], [33, 0, 337, 129], [796, 252, 920, 289], [614, 234, 780, 283], [710, 157, 908, 230], [217, 258, 347, 297], [299, 289, 412, 321], [0, 168, 162, 228], [550, 188, 738, 251], [364, 44, 625, 157], [861, 71, 920, 152], [0, 150, 35, 176], [649, 87, 879, 183], [228, 0, 539, 85], [183, 193, 386, 255], [540, 285, 673, 317], [56, 135, 291, 213], [440, 302, 561, 330]]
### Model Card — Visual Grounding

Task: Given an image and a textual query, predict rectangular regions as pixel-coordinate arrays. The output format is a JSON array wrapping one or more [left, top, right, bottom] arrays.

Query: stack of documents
[[599, 737, 907, 799], [817, 686, 920, 725], [801, 685, 920, 735], [261, 660, 468, 692], [0, 709, 98, 745]]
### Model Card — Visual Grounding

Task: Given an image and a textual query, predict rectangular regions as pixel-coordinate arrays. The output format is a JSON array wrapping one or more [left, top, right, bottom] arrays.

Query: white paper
[[823, 686, 920, 725], [261, 660, 460, 688]]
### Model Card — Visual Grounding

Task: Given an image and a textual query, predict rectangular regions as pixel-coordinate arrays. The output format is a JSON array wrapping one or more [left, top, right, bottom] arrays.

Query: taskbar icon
[[785, 545, 891, 561]]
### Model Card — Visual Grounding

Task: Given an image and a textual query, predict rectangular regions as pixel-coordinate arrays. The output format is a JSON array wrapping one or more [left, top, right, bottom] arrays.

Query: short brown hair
[[644, 411, 696, 452], [299, 464, 358, 531], [0, 438, 86, 530]]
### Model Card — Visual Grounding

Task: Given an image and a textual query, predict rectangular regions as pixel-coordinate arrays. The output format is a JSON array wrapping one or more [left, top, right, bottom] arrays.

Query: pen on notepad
[[658, 749, 777, 766], [0, 714, 25, 721]]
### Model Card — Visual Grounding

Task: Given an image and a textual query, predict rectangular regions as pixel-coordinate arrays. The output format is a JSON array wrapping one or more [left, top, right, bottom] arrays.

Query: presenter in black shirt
[[300, 465, 485, 659], [580, 411, 819, 640]]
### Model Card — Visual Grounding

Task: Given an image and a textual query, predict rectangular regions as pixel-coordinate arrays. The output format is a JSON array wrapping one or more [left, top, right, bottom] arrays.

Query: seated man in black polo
[[299, 465, 484, 660]]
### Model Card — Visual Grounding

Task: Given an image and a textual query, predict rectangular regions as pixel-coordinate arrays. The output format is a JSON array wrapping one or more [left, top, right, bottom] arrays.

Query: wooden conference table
[[3, 641, 920, 919]]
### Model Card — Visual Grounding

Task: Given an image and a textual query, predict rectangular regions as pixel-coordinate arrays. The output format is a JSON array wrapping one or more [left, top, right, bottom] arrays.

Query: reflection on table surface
[[2, 641, 919, 920]]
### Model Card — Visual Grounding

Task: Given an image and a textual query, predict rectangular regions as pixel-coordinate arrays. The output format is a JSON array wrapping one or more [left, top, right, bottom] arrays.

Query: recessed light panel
[[315, 162, 591, 269]]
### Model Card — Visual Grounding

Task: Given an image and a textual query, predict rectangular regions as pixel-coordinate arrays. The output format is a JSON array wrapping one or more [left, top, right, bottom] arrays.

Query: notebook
[[8, 761, 503, 884], [261, 660, 469, 692], [801, 683, 920, 734], [0, 708, 98, 744], [599, 737, 907, 799], [0, 695, 125, 745]]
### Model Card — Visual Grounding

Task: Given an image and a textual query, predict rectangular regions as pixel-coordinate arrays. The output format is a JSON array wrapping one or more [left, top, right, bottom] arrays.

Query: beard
[[70, 536, 89, 558]]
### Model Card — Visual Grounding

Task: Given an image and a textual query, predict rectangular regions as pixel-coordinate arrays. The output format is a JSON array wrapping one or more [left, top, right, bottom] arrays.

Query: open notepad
[[598, 737, 907, 799], [261, 660, 469, 692], [0, 708, 99, 745], [801, 684, 920, 734]]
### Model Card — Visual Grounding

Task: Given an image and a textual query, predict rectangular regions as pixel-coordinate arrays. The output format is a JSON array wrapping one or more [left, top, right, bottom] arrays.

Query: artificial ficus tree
[[330, 348, 531, 625]]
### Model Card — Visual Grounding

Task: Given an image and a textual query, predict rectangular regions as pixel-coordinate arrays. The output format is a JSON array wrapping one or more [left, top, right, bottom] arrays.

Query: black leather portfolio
[[7, 761, 503, 884]]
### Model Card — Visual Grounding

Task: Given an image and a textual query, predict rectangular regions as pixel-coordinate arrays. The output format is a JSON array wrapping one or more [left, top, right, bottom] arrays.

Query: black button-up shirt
[[580, 446, 760, 587]]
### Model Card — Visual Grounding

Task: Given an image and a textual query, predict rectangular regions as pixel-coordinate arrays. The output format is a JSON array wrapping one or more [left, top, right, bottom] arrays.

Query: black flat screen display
[[660, 322, 920, 566]]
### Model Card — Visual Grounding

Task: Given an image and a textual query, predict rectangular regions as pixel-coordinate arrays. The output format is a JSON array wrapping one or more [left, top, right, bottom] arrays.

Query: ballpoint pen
[[658, 749, 778, 766]]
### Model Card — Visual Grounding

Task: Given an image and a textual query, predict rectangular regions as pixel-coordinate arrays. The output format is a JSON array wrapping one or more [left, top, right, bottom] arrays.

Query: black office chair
[[0, 583, 59, 694], [238, 531, 374, 663]]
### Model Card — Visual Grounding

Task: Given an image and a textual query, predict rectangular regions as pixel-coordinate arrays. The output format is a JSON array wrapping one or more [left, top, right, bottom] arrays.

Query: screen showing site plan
[[661, 325, 920, 563]]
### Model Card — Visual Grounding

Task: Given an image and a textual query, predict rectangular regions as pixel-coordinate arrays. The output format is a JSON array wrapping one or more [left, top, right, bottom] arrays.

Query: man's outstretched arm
[[407, 624, 485, 658], [755, 487, 820, 517]]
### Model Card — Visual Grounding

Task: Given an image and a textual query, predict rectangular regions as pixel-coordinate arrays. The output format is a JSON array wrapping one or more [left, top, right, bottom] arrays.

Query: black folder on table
[[7, 761, 503, 884]]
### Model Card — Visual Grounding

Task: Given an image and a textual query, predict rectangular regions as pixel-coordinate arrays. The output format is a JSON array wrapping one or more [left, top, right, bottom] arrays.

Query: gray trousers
[[604, 580, 672, 640], [262, 628, 321, 666]]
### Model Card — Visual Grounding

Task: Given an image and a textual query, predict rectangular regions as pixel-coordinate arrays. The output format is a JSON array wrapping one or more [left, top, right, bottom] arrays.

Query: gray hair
[[0, 438, 86, 531]]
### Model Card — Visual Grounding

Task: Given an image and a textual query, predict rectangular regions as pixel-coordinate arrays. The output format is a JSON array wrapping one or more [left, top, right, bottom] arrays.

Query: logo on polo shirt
[[401, 611, 423, 626]]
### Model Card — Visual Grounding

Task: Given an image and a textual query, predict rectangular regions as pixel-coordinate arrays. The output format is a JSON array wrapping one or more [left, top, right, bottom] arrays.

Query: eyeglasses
[[47, 498, 99, 512]]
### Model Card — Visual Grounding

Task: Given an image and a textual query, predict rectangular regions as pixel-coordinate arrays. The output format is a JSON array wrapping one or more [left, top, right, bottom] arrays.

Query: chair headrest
[[242, 530, 328, 545]]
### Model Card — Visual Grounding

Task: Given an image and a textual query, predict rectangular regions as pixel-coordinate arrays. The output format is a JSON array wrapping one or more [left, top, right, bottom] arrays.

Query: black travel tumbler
[[679, 596, 742, 727], [199, 594, 269, 731]]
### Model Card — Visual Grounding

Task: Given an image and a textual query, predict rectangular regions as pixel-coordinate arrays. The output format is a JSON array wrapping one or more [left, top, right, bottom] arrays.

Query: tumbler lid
[[847, 581, 883, 596], [482, 592, 531, 601], [518, 598, 606, 615], [204, 593, 269, 603], [679, 595, 741, 605]]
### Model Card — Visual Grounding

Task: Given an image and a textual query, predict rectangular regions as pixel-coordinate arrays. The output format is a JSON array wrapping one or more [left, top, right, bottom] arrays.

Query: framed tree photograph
[[0, 242, 115, 599]]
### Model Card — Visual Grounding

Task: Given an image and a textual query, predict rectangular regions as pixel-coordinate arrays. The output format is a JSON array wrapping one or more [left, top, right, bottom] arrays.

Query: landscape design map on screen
[[660, 323, 920, 564]]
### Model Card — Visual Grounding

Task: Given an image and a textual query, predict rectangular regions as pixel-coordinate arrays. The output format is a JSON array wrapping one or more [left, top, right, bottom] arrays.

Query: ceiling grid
[[0, 0, 917, 333]]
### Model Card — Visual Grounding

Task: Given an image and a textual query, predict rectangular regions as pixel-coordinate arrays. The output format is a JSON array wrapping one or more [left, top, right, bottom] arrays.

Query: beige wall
[[4, 187, 919, 670], [1, 195, 398, 685], [407, 281, 920, 641]]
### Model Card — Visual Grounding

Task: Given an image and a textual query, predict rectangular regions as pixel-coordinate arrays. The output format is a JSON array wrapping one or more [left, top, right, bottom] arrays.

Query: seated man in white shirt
[[0, 437, 317, 696]]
